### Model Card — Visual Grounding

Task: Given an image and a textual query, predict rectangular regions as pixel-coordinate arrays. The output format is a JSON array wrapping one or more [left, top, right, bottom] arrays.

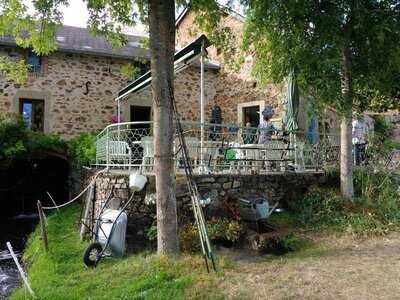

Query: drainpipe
[[200, 40, 205, 172]]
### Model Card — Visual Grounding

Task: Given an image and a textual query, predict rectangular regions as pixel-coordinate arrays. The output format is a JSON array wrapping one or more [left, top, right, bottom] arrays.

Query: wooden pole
[[46, 191, 60, 213], [80, 183, 94, 240], [6, 242, 36, 298], [37, 200, 48, 252]]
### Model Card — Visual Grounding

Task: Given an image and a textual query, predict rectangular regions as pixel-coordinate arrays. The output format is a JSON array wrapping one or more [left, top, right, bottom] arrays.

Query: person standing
[[257, 106, 277, 144], [352, 114, 368, 165]]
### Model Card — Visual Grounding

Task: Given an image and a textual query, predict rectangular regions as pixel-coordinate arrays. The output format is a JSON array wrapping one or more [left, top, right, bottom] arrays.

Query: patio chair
[[108, 141, 132, 168], [140, 136, 154, 173], [295, 141, 306, 171], [95, 135, 107, 164], [174, 137, 200, 171]]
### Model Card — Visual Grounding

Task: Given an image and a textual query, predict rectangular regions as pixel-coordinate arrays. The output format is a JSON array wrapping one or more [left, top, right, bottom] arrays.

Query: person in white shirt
[[352, 114, 368, 165]]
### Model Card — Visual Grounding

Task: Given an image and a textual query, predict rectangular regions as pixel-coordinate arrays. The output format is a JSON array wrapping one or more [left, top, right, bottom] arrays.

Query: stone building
[[0, 25, 149, 138], [175, 7, 283, 127], [120, 7, 284, 129]]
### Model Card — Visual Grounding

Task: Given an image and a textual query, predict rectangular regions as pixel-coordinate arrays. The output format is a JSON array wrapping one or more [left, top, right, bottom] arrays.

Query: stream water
[[0, 215, 38, 299]]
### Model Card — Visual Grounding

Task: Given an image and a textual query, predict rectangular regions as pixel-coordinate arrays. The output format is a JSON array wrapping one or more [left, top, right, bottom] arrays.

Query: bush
[[178, 218, 244, 253], [262, 233, 304, 254], [0, 113, 28, 163], [0, 113, 67, 168], [66, 132, 97, 168], [294, 168, 400, 236], [367, 115, 400, 164]]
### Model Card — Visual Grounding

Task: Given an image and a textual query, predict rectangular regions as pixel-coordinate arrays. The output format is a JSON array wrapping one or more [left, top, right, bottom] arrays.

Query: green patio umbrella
[[284, 69, 302, 170], [284, 69, 300, 132]]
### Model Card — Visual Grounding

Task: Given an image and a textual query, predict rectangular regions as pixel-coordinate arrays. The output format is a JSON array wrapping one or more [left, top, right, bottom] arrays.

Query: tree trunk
[[148, 0, 179, 253], [340, 46, 354, 199]]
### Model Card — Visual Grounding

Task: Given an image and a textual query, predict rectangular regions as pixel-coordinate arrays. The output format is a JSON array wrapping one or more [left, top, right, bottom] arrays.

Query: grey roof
[[0, 25, 150, 60]]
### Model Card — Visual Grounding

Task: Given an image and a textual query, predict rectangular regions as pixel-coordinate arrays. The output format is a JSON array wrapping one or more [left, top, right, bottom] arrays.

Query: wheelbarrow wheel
[[83, 242, 103, 267]]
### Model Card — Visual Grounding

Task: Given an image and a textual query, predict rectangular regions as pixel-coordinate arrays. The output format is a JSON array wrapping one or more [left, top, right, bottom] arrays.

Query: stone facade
[[175, 10, 283, 126], [0, 46, 131, 138], [122, 66, 219, 122]]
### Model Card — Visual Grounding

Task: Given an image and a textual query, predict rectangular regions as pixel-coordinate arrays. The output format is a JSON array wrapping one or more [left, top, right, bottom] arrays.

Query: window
[[27, 50, 42, 75], [19, 99, 45, 132], [243, 106, 260, 127]]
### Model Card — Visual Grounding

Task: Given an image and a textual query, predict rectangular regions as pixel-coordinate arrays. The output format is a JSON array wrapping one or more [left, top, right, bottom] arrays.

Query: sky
[[27, 0, 147, 36], [26, 0, 244, 36]]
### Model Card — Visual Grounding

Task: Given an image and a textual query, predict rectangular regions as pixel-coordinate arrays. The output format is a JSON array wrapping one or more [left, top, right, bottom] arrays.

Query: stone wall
[[0, 47, 131, 138], [92, 172, 327, 224], [175, 10, 283, 126], [122, 66, 220, 122], [94, 174, 131, 222]]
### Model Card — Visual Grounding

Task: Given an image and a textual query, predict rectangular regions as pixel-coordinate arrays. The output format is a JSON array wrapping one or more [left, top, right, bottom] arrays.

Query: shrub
[[367, 116, 400, 165], [67, 132, 97, 168], [178, 218, 244, 253], [294, 167, 400, 236], [263, 233, 304, 254], [0, 113, 67, 168], [0, 113, 27, 164]]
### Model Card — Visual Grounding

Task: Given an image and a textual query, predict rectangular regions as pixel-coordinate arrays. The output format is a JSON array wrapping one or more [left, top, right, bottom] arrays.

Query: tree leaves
[[0, 56, 29, 83], [243, 0, 400, 113]]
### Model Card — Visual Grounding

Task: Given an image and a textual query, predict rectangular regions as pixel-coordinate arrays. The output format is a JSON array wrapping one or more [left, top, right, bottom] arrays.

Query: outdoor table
[[228, 142, 294, 173]]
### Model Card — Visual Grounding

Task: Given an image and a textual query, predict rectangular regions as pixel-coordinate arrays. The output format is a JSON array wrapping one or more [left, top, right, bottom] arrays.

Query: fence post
[[37, 200, 48, 252]]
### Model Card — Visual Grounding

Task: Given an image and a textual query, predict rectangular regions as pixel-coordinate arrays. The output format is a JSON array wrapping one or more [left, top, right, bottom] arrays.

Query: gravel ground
[[217, 233, 400, 300]]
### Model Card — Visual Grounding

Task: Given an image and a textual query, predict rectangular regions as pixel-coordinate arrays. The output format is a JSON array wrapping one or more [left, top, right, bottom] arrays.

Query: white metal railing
[[95, 121, 340, 174]]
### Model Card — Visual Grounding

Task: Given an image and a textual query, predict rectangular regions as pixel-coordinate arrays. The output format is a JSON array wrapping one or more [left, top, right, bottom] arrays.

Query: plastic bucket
[[129, 173, 147, 191]]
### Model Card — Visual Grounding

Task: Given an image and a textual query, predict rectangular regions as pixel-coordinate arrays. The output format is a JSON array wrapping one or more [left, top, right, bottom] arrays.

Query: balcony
[[95, 121, 340, 175]]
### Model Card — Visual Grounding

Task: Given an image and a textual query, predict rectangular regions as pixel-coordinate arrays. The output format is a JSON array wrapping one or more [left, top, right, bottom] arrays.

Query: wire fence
[[95, 121, 341, 174]]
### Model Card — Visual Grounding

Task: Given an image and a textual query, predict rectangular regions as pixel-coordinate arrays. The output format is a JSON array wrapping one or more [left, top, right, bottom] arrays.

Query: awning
[[116, 34, 214, 101]]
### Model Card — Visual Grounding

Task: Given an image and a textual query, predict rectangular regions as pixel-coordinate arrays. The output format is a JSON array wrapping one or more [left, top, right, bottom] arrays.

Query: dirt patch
[[217, 232, 400, 299]]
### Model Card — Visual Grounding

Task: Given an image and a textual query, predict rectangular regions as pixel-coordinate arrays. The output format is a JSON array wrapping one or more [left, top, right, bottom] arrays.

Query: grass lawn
[[10, 205, 224, 300], [10, 192, 400, 299]]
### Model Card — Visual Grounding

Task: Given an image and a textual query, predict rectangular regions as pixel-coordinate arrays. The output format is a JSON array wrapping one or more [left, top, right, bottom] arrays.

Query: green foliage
[[239, 0, 400, 114], [0, 113, 66, 167], [66, 132, 97, 168], [277, 233, 303, 253], [179, 218, 243, 253], [121, 62, 140, 80], [189, 1, 245, 71], [373, 115, 393, 143], [179, 223, 199, 253], [10, 205, 223, 300], [0, 113, 27, 162], [0, 0, 64, 55], [86, 0, 138, 48], [0, 56, 30, 83], [260, 233, 305, 255], [0, 0, 143, 83], [0, 112, 98, 170], [207, 218, 243, 242], [146, 221, 158, 241], [366, 116, 400, 165], [292, 169, 400, 236]]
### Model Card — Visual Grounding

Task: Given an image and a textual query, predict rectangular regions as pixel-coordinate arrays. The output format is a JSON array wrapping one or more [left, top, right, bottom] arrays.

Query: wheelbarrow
[[83, 173, 147, 267]]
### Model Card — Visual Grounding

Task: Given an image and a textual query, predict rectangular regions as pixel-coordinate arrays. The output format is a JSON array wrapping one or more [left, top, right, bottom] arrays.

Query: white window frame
[[237, 101, 265, 126]]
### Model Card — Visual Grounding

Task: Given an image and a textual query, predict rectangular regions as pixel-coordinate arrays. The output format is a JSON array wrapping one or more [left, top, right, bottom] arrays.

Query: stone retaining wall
[[91, 172, 327, 223]]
